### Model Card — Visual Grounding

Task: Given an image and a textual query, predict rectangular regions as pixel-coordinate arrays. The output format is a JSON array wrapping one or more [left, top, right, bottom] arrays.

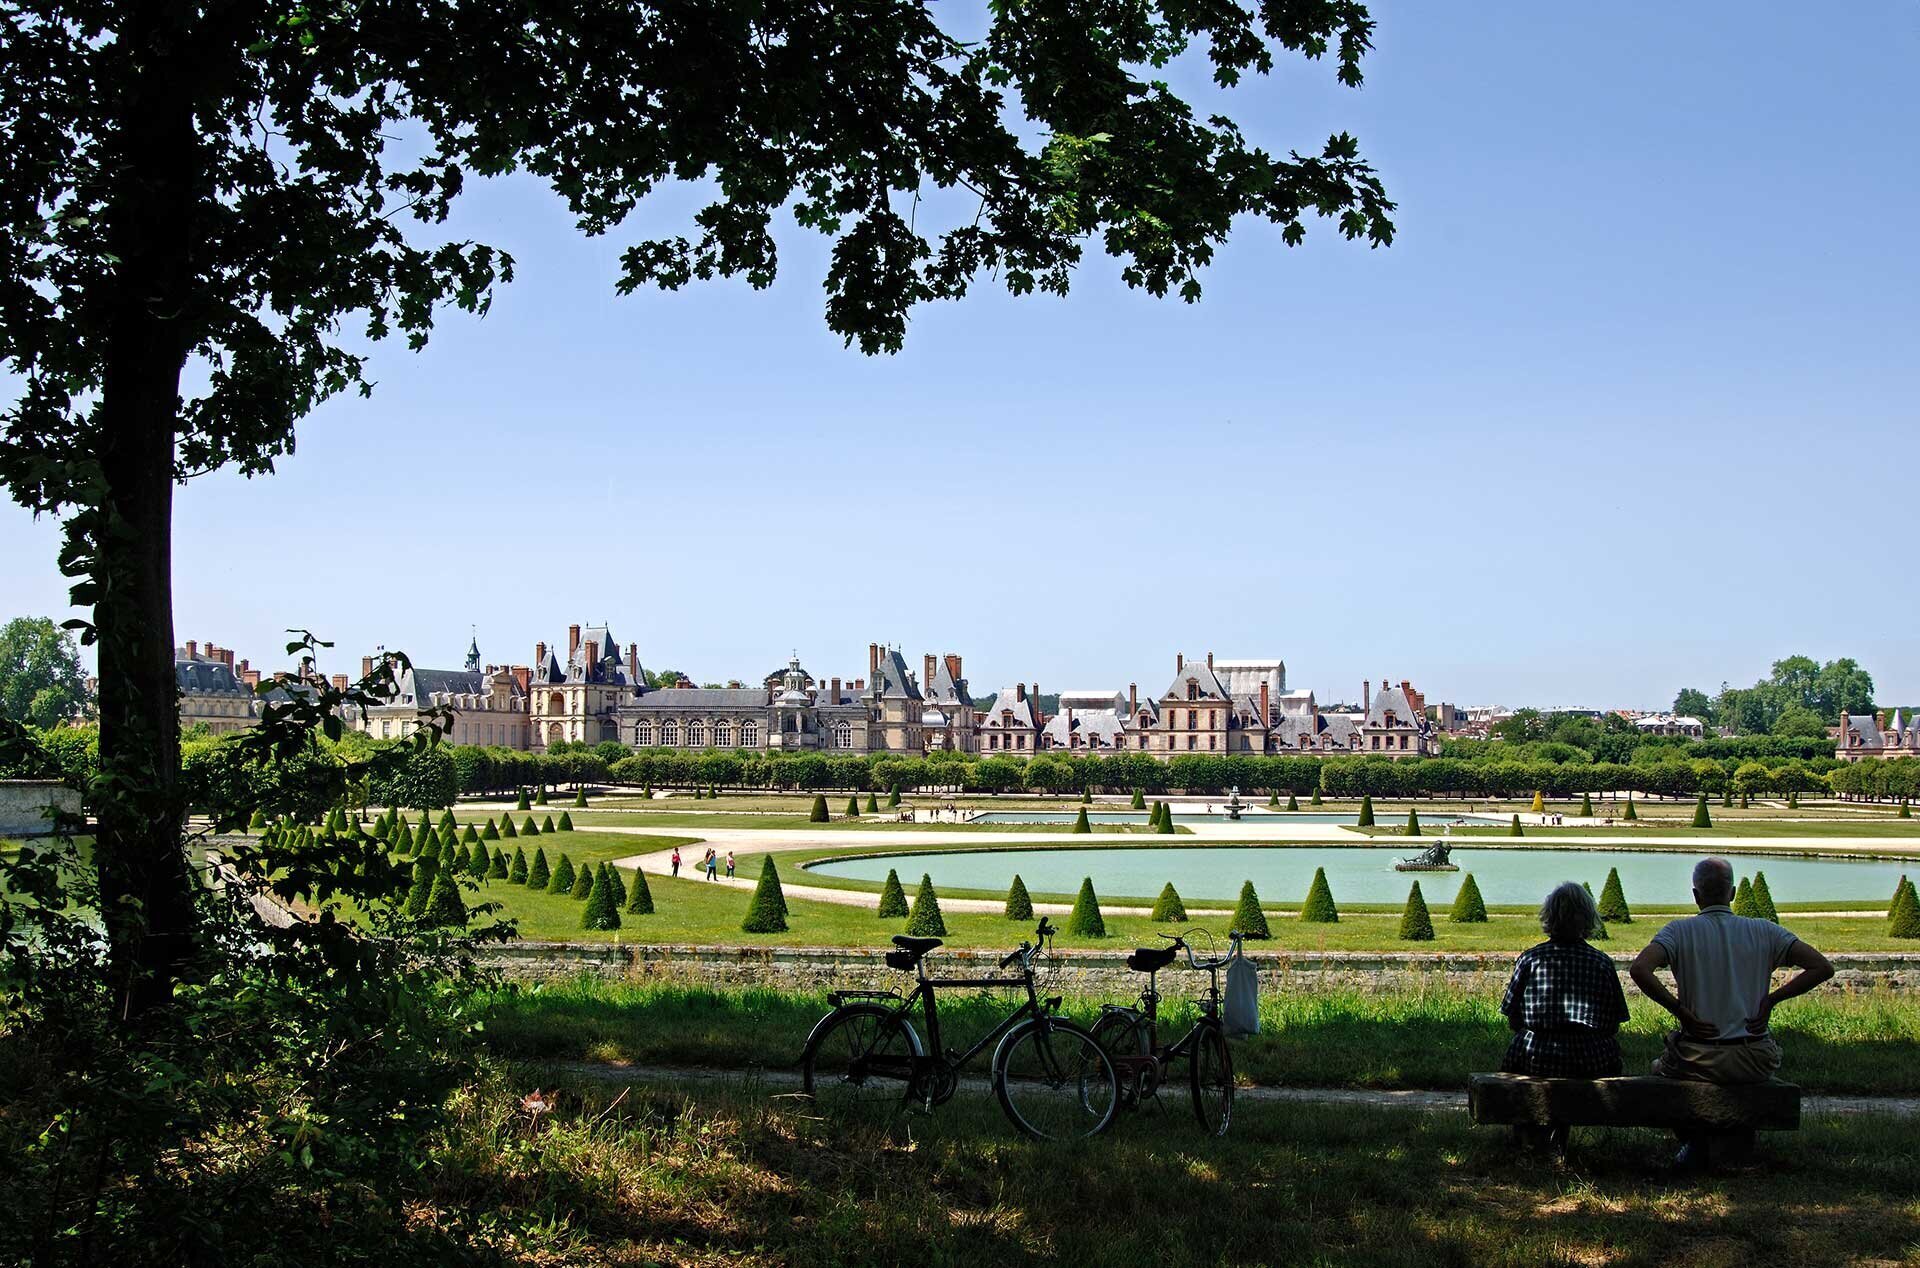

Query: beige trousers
[[1651, 1031, 1783, 1085]]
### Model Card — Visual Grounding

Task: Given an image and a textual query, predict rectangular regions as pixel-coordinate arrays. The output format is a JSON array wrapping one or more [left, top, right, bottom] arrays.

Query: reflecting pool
[[968, 811, 1508, 826]]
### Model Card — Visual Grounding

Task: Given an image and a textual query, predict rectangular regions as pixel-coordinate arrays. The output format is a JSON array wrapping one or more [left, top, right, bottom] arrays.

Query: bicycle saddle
[[891, 935, 943, 955], [1126, 946, 1178, 973]]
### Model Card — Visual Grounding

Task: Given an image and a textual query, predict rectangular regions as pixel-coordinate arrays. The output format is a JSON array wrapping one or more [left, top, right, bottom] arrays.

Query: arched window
[[662, 720, 680, 746], [715, 722, 733, 747], [548, 691, 563, 715], [740, 721, 759, 747], [835, 721, 853, 749], [688, 721, 706, 747], [635, 721, 653, 746]]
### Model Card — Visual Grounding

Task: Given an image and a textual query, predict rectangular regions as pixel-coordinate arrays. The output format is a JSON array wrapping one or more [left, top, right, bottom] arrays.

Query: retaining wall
[[479, 942, 1920, 994], [0, 780, 82, 838]]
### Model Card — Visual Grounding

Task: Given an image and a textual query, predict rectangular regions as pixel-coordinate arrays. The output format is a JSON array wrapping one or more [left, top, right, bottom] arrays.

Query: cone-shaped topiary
[[1405, 808, 1421, 837], [605, 862, 627, 907], [1357, 795, 1375, 828], [582, 865, 621, 931], [438, 840, 458, 874], [424, 868, 467, 927], [905, 873, 947, 937], [866, 793, 879, 814], [1231, 880, 1270, 939], [1751, 871, 1778, 923], [1692, 795, 1713, 829], [461, 823, 479, 845], [1509, 815, 1524, 837], [1597, 867, 1631, 923], [1579, 792, 1593, 816], [877, 869, 910, 918], [469, 843, 490, 876], [1268, 790, 1279, 807], [574, 787, 588, 808], [558, 811, 573, 831], [1888, 878, 1920, 938], [1398, 882, 1435, 941], [1531, 791, 1546, 814], [537, 786, 550, 805], [1311, 788, 1322, 805], [1072, 807, 1091, 834], [523, 815, 540, 837], [501, 815, 518, 839], [404, 853, 436, 917], [1131, 788, 1146, 810], [1067, 877, 1107, 937], [509, 846, 528, 884], [1788, 791, 1799, 809], [1732, 876, 1758, 917], [1449, 873, 1488, 923], [845, 797, 860, 818], [809, 795, 830, 823], [487, 846, 508, 880], [1301, 867, 1339, 923], [527, 846, 549, 889], [1721, 790, 1733, 808], [1004, 874, 1033, 921], [439, 809, 457, 833], [542, 814, 556, 833], [1902, 800, 1912, 820], [1151, 882, 1188, 923], [396, 821, 415, 854], [1156, 802, 1176, 835], [417, 811, 432, 839], [1583, 881, 1609, 940], [1287, 791, 1300, 812], [482, 818, 500, 840], [1081, 788, 1092, 804], [547, 852, 574, 895], [626, 867, 654, 914], [516, 789, 531, 811], [570, 856, 593, 899], [888, 786, 901, 808], [1740, 792, 1749, 810], [1624, 796, 1638, 821], [742, 858, 789, 933]]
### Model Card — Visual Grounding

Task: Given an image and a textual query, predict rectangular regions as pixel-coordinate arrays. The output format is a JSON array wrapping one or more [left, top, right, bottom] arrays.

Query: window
[[1016, 735, 1026, 750], [380, 720, 391, 738], [688, 721, 706, 747], [834, 721, 853, 749], [1138, 735, 1148, 750], [662, 720, 680, 746], [1208, 735, 1216, 750], [1187, 680, 1199, 701], [1187, 711, 1197, 731], [715, 722, 733, 747], [635, 721, 653, 745], [1186, 735, 1196, 751], [741, 721, 759, 747]]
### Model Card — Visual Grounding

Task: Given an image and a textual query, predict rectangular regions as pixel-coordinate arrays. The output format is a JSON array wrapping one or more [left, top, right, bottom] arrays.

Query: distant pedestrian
[[705, 849, 718, 882], [725, 851, 736, 878], [671, 847, 681, 877]]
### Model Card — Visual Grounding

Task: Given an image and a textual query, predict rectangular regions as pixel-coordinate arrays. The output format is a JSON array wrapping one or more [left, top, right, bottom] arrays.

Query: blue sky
[[3, 1, 1916, 709]]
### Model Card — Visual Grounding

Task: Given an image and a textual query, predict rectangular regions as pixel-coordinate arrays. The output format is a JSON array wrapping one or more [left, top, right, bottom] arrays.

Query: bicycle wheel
[[1090, 1008, 1150, 1110], [800, 1004, 918, 1119], [992, 1017, 1118, 1139], [1188, 1020, 1234, 1136]]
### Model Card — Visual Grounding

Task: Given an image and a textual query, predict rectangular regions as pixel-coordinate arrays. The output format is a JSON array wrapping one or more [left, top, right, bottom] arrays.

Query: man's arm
[[1746, 939, 1834, 1035], [1628, 942, 1714, 1038]]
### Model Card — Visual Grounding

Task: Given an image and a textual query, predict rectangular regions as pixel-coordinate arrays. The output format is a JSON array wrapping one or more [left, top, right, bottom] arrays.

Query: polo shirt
[[1649, 904, 1799, 1039]]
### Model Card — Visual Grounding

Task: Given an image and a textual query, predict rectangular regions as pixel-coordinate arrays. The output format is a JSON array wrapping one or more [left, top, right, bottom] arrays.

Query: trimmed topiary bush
[[905, 874, 947, 937], [536, 786, 550, 806], [1231, 880, 1270, 939], [1509, 815, 1524, 837], [396, 821, 415, 854], [866, 794, 879, 814], [1072, 807, 1091, 834], [516, 788, 531, 811], [1004, 875, 1033, 921], [547, 852, 574, 896], [1286, 791, 1300, 812], [404, 853, 436, 918], [582, 865, 621, 931], [1067, 877, 1106, 938], [877, 869, 910, 918], [542, 814, 557, 833], [1301, 867, 1338, 923], [1597, 867, 1631, 923], [1357, 795, 1375, 828], [1155, 802, 1176, 835], [1583, 881, 1609, 940], [809, 795, 830, 823], [606, 864, 627, 908], [527, 846, 550, 889], [1151, 882, 1187, 923], [482, 818, 499, 840], [626, 867, 654, 914], [1268, 790, 1279, 807], [845, 797, 860, 818], [574, 787, 588, 808], [523, 815, 540, 837], [888, 786, 901, 808], [1889, 878, 1920, 938], [424, 868, 467, 927], [1448, 873, 1487, 923], [1131, 788, 1145, 810], [558, 811, 574, 831], [570, 856, 593, 899], [1721, 790, 1733, 808], [487, 846, 508, 880], [1530, 791, 1546, 814], [1579, 792, 1593, 816], [1310, 788, 1322, 806], [1405, 808, 1420, 837], [1623, 797, 1638, 821], [1902, 800, 1912, 820], [1398, 881, 1434, 941], [509, 846, 528, 884], [500, 815, 517, 839], [1732, 876, 1758, 917], [1691, 795, 1713, 829], [1751, 871, 1778, 923], [742, 858, 789, 933], [461, 823, 479, 846]]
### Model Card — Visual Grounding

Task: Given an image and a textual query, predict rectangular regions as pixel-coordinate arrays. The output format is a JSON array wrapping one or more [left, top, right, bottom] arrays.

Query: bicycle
[[1090, 929, 1242, 1135], [799, 917, 1120, 1139]]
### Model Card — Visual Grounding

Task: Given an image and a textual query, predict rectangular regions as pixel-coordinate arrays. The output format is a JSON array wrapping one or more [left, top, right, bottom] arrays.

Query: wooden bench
[[1469, 1073, 1801, 1162]]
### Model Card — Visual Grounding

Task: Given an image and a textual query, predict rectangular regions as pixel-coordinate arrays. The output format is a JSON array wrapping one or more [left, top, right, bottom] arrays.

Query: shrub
[[1788, 791, 1800, 809], [1721, 790, 1733, 808], [1155, 803, 1176, 835], [509, 846, 528, 884], [582, 865, 622, 931], [395, 821, 415, 854], [877, 869, 910, 918], [527, 846, 550, 889], [809, 795, 830, 823], [1004, 874, 1033, 921], [1398, 882, 1434, 941], [1509, 815, 1523, 837], [424, 868, 467, 927], [626, 867, 655, 914], [1268, 790, 1279, 807], [1072, 806, 1091, 834], [1449, 873, 1488, 923], [486, 847, 508, 880], [742, 858, 790, 933], [1732, 877, 1758, 917], [1623, 796, 1638, 821], [574, 787, 588, 808], [1405, 808, 1420, 837], [1597, 867, 1631, 923], [570, 857, 593, 899], [547, 853, 574, 895], [1287, 791, 1300, 811], [542, 814, 556, 833], [438, 809, 457, 833], [1067, 877, 1106, 938], [1231, 880, 1270, 939], [536, 786, 550, 805], [482, 818, 499, 840], [500, 815, 518, 838], [905, 873, 947, 937], [1301, 867, 1339, 923], [516, 788, 531, 810], [403, 853, 436, 917], [1889, 878, 1920, 938], [1081, 788, 1092, 804], [1579, 792, 1593, 816], [1530, 791, 1545, 814], [1903, 800, 1912, 820], [1130, 788, 1145, 809], [1751, 871, 1779, 923], [1151, 882, 1187, 923], [523, 815, 540, 836], [557, 811, 573, 831], [1583, 881, 1609, 940], [1310, 788, 1322, 805], [460, 824, 479, 847], [866, 794, 878, 814], [1691, 795, 1713, 829], [1357, 795, 1375, 827], [464, 843, 486, 875], [845, 797, 860, 818], [888, 786, 901, 808]]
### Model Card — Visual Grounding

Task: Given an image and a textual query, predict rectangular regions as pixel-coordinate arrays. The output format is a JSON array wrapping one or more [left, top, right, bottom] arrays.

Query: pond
[[805, 845, 1910, 906], [968, 811, 1509, 826]]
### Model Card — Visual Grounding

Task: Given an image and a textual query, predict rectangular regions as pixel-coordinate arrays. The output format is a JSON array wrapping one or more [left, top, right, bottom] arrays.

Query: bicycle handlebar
[[999, 917, 1056, 971], [999, 943, 1027, 969]]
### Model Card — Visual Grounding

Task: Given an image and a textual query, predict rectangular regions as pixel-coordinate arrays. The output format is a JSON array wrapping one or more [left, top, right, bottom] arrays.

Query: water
[[969, 811, 1508, 826], [806, 846, 1910, 906]]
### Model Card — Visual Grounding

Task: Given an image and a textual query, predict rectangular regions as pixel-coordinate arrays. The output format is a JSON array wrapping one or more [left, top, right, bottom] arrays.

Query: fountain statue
[[1394, 840, 1458, 872], [1225, 785, 1245, 821]]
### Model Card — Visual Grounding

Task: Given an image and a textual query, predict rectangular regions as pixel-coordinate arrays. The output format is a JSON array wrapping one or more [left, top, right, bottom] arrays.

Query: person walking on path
[[671, 847, 681, 877], [725, 851, 736, 879], [705, 849, 719, 882]]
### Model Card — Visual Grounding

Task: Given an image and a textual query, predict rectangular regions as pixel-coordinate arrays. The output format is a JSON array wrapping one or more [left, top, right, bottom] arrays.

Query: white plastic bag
[[1223, 953, 1260, 1038]]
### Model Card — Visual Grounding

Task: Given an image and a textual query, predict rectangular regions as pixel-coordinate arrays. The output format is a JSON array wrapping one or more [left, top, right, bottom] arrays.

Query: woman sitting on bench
[[1500, 882, 1631, 1080]]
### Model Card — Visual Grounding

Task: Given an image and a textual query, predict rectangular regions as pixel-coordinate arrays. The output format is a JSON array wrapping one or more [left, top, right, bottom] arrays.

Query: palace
[[353, 635, 531, 748], [1838, 710, 1920, 763], [175, 640, 262, 734]]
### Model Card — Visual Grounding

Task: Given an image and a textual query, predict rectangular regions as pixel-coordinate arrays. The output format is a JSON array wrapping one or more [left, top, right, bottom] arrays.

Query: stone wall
[[0, 780, 82, 838], [478, 941, 1920, 994]]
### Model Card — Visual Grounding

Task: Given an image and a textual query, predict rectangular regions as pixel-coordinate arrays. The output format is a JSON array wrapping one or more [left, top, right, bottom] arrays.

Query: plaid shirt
[[1500, 940, 1630, 1078]]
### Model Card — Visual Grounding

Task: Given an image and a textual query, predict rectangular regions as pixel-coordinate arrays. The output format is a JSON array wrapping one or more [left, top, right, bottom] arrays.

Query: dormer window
[[1186, 680, 1199, 701]]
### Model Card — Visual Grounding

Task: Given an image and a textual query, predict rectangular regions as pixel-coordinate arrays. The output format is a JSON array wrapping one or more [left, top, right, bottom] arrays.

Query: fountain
[[1225, 785, 1245, 821]]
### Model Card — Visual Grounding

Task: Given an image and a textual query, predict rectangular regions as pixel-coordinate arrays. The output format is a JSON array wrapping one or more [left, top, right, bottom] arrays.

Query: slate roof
[[978, 688, 1038, 730], [623, 688, 771, 710], [926, 656, 970, 707], [865, 647, 923, 702], [1365, 684, 1425, 729], [402, 667, 486, 704], [175, 656, 249, 697], [1042, 707, 1129, 748], [1843, 714, 1885, 748], [1162, 657, 1229, 703]]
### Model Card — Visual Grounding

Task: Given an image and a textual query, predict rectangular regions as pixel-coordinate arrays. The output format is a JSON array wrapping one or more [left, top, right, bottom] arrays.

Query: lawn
[[561, 808, 1182, 833]]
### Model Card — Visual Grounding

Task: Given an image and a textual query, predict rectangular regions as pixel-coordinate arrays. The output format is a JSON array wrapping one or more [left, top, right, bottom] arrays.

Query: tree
[[1398, 882, 1434, 941], [1301, 868, 1339, 923], [905, 874, 948, 938], [1449, 874, 1487, 923], [547, 853, 574, 896], [1673, 688, 1715, 725], [581, 865, 621, 931], [0, 616, 88, 727], [1231, 880, 1270, 939], [1597, 868, 1631, 923], [1152, 882, 1188, 923], [877, 869, 910, 918], [1405, 808, 1420, 837], [1691, 795, 1713, 829], [1357, 795, 1375, 828], [809, 795, 830, 823], [1072, 806, 1091, 834], [626, 867, 655, 915], [1067, 877, 1107, 938], [742, 859, 789, 934], [1771, 705, 1828, 738], [1751, 871, 1778, 923], [1004, 875, 1034, 921]]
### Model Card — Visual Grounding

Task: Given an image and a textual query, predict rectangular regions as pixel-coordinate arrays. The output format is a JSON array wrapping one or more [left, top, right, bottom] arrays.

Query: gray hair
[[1539, 881, 1598, 943], [1693, 857, 1735, 904]]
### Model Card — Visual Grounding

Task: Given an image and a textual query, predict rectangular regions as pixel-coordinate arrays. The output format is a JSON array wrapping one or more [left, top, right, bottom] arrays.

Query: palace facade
[[1838, 710, 1920, 762]]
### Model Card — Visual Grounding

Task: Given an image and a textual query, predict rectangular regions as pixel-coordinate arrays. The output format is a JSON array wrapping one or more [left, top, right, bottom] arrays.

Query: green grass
[[562, 809, 1180, 832], [432, 1066, 1920, 1266], [481, 976, 1920, 1097]]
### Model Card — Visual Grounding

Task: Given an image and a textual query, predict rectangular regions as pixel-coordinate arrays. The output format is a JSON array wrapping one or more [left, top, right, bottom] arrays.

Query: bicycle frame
[[834, 964, 1062, 1076], [1103, 934, 1237, 1094]]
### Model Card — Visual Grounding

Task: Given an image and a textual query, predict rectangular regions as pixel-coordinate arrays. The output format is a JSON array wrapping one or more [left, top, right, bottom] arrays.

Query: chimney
[[360, 655, 373, 679], [185, 640, 197, 660], [854, 678, 865, 691], [869, 642, 880, 680], [1031, 683, 1039, 714], [1129, 683, 1138, 714], [1260, 682, 1270, 725], [1176, 652, 1183, 672], [1207, 651, 1214, 670], [584, 639, 598, 676], [924, 654, 936, 689], [511, 665, 530, 694], [241, 668, 260, 688], [223, 648, 235, 668], [831, 676, 841, 703], [535, 640, 547, 667], [1016, 683, 1026, 703], [627, 643, 639, 682], [568, 624, 581, 659], [946, 653, 963, 683], [1363, 681, 1371, 712], [330, 674, 348, 691]]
